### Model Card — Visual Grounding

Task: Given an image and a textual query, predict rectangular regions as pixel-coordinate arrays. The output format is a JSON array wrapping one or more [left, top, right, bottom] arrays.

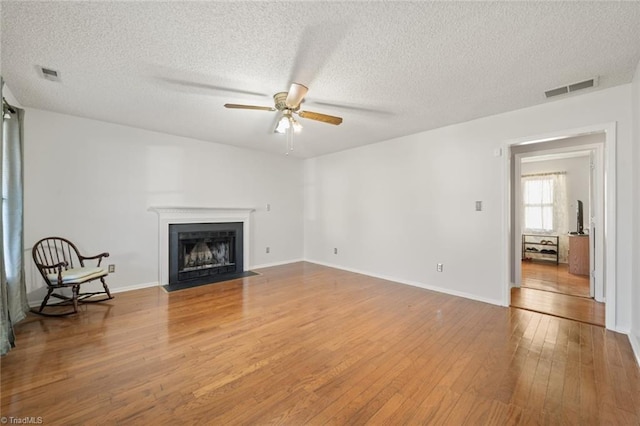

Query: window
[[523, 177, 554, 231]]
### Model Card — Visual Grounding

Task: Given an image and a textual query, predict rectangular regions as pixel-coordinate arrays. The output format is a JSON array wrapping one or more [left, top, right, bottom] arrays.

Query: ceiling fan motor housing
[[274, 92, 297, 111]]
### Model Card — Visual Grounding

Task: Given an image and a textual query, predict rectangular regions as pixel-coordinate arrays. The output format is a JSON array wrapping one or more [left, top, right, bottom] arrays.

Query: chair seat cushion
[[47, 267, 108, 284]]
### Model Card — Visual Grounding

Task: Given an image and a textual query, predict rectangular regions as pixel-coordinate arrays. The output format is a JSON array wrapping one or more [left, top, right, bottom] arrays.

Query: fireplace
[[149, 207, 254, 288], [169, 222, 243, 286]]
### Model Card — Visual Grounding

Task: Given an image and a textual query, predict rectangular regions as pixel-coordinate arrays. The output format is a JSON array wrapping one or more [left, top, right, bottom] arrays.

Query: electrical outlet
[[266, 247, 270, 254], [266, 203, 271, 211], [108, 264, 115, 273], [437, 263, 443, 272], [475, 201, 482, 211], [334, 248, 338, 255]]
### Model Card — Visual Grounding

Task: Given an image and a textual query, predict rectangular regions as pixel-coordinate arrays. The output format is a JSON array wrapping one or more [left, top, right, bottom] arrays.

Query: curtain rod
[[521, 171, 566, 178], [2, 97, 17, 114]]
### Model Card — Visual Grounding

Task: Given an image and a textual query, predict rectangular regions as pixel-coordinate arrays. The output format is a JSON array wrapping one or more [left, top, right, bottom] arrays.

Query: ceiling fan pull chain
[[286, 125, 294, 154]]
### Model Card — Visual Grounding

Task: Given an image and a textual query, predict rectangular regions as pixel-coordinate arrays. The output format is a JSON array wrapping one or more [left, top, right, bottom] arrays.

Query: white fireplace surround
[[149, 207, 254, 286]]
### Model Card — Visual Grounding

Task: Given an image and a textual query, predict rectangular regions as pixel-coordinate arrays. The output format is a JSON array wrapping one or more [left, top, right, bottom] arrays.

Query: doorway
[[519, 150, 592, 291], [505, 127, 615, 328]]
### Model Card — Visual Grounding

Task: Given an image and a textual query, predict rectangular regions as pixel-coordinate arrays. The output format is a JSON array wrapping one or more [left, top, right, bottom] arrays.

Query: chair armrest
[[79, 252, 110, 267], [37, 261, 68, 269]]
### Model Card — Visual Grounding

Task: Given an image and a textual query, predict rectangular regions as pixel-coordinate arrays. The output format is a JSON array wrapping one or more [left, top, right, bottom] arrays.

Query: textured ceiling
[[2, 1, 640, 158]]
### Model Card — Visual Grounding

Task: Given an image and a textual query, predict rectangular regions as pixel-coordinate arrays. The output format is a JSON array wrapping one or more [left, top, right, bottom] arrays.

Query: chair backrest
[[32, 237, 84, 281]]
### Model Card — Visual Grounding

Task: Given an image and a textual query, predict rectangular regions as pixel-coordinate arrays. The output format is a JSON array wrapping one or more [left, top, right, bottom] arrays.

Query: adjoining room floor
[[511, 261, 604, 327], [520, 261, 590, 297]]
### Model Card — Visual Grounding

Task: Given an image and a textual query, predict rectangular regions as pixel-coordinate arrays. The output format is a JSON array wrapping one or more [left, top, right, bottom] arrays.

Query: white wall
[[521, 155, 591, 263], [631, 60, 640, 362], [304, 84, 634, 332], [23, 109, 304, 301]]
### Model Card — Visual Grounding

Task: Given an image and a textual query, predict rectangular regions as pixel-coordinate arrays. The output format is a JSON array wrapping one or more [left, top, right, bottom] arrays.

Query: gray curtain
[[1, 79, 28, 355]]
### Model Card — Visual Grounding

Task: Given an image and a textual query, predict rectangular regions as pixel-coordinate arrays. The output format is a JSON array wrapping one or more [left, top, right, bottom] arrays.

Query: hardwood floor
[[511, 287, 605, 327], [521, 261, 590, 298], [2, 262, 638, 424], [513, 261, 605, 327]]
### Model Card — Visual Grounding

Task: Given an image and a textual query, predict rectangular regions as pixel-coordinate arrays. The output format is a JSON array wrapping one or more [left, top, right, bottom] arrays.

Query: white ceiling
[[2, 1, 640, 158]]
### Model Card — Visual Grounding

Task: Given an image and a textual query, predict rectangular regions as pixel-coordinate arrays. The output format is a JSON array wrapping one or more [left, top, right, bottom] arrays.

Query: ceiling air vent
[[544, 86, 568, 98], [545, 77, 598, 98], [568, 78, 596, 92], [40, 67, 60, 82]]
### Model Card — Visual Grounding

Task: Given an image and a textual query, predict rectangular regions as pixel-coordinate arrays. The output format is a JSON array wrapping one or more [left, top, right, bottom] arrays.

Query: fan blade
[[224, 104, 276, 111], [298, 110, 343, 125], [161, 78, 271, 98], [308, 100, 393, 116], [285, 83, 308, 109]]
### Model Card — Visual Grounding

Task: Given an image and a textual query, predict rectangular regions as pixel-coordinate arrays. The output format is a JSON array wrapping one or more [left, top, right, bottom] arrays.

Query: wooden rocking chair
[[32, 237, 114, 316]]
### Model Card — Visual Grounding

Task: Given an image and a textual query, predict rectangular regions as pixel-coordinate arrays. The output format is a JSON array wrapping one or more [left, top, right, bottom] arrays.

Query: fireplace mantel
[[149, 206, 255, 286]]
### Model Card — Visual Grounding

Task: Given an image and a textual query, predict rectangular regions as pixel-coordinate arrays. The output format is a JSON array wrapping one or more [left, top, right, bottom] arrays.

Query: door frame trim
[[502, 122, 616, 330]]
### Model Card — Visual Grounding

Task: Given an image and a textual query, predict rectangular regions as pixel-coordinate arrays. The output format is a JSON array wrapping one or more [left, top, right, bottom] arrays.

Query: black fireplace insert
[[168, 222, 244, 286]]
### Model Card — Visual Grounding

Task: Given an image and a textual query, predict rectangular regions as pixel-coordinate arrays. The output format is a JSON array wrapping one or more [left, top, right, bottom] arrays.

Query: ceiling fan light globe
[[275, 116, 290, 134]]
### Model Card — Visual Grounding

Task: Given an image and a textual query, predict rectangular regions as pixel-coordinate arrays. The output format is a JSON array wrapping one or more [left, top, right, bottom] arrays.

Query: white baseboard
[[305, 259, 504, 307], [27, 281, 159, 307], [111, 281, 159, 294], [250, 258, 304, 270], [28, 299, 42, 308], [629, 332, 640, 367], [26, 261, 306, 308]]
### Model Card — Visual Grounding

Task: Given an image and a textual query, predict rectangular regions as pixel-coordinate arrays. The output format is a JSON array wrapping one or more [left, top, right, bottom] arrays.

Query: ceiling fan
[[224, 83, 343, 152]]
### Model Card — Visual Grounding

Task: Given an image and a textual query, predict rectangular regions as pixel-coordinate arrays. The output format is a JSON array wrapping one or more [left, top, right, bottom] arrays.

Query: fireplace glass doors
[[168, 222, 243, 286]]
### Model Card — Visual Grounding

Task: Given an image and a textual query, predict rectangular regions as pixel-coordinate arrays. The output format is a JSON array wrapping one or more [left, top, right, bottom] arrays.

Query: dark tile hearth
[[162, 271, 258, 293]]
